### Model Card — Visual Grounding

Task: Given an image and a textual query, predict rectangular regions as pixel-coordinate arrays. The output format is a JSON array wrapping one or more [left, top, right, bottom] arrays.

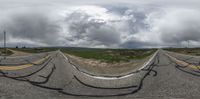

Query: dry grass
[[61, 48, 155, 63], [165, 48, 200, 56], [66, 54, 151, 76]]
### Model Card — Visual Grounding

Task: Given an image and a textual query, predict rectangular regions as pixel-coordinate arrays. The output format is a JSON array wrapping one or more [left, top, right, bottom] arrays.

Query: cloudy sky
[[0, 0, 200, 48]]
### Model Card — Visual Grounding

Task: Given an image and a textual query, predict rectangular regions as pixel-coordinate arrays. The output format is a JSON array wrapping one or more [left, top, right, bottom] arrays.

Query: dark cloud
[[64, 9, 121, 47], [66, 11, 104, 40], [124, 10, 148, 34], [87, 25, 121, 45], [120, 40, 155, 48], [2, 11, 61, 46]]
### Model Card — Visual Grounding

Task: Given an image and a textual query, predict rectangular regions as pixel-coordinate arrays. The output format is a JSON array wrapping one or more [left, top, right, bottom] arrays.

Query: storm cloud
[[0, 0, 200, 48], [7, 12, 60, 43], [0, 8, 62, 46], [61, 5, 152, 48], [63, 8, 121, 47]]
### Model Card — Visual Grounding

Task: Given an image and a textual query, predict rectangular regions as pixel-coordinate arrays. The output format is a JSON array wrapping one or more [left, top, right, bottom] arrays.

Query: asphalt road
[[0, 50, 200, 99]]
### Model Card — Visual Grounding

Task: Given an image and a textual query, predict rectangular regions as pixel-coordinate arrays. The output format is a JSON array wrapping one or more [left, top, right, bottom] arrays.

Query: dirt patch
[[8, 49, 31, 57], [66, 54, 151, 76]]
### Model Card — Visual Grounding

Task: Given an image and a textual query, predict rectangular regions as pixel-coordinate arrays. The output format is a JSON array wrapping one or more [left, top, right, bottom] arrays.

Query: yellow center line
[[0, 56, 50, 71], [166, 53, 200, 70], [32, 56, 49, 64]]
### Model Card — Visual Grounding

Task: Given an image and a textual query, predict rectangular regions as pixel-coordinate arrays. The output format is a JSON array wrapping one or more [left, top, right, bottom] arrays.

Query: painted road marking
[[0, 55, 50, 71], [166, 53, 200, 70]]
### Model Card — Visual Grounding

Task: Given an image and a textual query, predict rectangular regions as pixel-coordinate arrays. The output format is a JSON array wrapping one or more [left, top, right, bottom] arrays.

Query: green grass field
[[165, 48, 200, 56], [61, 47, 156, 63]]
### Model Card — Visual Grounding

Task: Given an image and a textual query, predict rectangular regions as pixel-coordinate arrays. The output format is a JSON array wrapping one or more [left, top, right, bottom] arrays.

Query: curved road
[[0, 50, 200, 99]]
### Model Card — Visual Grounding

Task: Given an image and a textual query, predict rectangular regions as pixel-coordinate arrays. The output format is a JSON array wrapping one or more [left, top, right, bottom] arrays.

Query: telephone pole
[[187, 40, 189, 48], [3, 30, 7, 58]]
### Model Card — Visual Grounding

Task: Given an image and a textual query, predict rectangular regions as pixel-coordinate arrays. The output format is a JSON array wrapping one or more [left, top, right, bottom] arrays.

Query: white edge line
[[59, 50, 158, 80], [138, 50, 158, 70]]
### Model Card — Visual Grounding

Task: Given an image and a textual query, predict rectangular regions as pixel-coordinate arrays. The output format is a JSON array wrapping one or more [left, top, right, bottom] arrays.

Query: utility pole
[[3, 30, 6, 59]]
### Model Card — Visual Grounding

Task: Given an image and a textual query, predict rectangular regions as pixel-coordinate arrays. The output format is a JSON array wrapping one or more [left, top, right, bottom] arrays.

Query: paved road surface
[[0, 50, 199, 99]]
